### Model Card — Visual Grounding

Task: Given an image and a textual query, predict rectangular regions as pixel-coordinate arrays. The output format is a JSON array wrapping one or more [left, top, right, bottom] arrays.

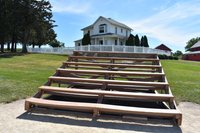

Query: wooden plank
[[64, 82, 159, 91], [49, 76, 168, 87], [69, 56, 159, 62], [73, 51, 157, 57], [25, 97, 182, 125], [64, 66, 157, 73], [57, 68, 165, 76], [39, 86, 174, 101], [63, 62, 161, 68]]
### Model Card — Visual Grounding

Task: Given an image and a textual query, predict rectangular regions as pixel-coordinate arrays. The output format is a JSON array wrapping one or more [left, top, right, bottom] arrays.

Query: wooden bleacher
[[25, 51, 182, 126]]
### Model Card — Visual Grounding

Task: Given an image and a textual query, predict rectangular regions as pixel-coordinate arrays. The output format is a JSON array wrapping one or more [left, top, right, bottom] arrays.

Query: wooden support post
[[93, 109, 100, 117], [176, 114, 182, 126], [25, 101, 31, 111]]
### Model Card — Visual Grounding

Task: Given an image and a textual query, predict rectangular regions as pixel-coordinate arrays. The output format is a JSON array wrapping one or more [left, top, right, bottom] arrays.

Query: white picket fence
[[75, 45, 171, 55], [27, 47, 74, 55], [27, 45, 171, 56]]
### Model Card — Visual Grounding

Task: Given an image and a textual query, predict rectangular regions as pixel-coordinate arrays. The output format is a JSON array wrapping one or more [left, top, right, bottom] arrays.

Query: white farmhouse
[[75, 16, 132, 46]]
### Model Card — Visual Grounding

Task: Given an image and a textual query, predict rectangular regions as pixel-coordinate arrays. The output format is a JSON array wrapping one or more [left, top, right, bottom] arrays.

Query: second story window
[[121, 28, 123, 33], [99, 24, 107, 33], [115, 27, 117, 34]]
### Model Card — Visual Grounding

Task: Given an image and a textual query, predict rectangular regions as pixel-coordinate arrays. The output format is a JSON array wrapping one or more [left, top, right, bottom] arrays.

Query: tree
[[140, 36, 144, 47], [143, 35, 149, 47], [0, 0, 56, 53], [135, 34, 140, 46], [185, 37, 200, 51], [82, 33, 91, 45], [125, 34, 135, 46], [174, 50, 183, 57], [49, 39, 65, 47], [0, 0, 10, 53]]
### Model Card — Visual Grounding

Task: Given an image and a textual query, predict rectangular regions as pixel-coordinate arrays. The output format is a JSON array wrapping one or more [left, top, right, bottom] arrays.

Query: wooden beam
[[39, 86, 174, 101], [63, 82, 158, 91], [57, 68, 165, 77], [63, 62, 162, 68], [69, 56, 159, 62], [49, 76, 169, 87]]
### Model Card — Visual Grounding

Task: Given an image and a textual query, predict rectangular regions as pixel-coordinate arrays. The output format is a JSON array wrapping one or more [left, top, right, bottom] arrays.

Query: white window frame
[[99, 24, 107, 33]]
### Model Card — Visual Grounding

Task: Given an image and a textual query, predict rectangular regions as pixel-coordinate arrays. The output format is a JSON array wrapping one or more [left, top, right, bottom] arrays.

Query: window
[[115, 40, 117, 45], [126, 30, 128, 37], [121, 28, 123, 33], [115, 27, 117, 34], [99, 24, 107, 33], [99, 40, 103, 45], [120, 41, 123, 45], [88, 30, 90, 35]]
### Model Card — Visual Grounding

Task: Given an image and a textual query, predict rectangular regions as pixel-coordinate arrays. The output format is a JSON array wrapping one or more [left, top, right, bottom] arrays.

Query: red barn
[[183, 41, 200, 61], [155, 44, 172, 55]]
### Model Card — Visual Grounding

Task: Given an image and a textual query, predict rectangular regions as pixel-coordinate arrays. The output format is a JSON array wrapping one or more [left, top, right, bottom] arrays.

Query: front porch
[[91, 34, 127, 46]]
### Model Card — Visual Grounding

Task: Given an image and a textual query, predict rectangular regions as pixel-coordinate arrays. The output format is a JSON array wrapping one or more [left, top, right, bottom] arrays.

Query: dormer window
[[99, 24, 107, 33]]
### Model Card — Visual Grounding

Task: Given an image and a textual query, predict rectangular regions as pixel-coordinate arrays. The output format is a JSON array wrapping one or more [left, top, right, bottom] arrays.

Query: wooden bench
[[49, 76, 168, 88], [68, 56, 159, 62], [63, 62, 161, 68], [25, 97, 182, 125], [73, 51, 158, 58], [57, 68, 164, 77], [39, 86, 174, 102]]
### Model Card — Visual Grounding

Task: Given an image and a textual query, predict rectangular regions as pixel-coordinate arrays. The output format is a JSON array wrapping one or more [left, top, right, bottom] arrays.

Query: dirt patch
[[0, 100, 199, 133]]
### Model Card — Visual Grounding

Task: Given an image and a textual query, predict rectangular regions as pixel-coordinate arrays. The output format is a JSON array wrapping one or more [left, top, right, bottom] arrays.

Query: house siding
[[183, 54, 200, 61]]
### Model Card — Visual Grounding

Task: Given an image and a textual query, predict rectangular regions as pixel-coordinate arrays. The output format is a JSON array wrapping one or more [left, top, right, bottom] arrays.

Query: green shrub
[[158, 54, 179, 60]]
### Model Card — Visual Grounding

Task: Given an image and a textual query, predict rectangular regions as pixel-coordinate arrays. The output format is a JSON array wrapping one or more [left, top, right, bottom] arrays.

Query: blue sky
[[49, 0, 200, 52]]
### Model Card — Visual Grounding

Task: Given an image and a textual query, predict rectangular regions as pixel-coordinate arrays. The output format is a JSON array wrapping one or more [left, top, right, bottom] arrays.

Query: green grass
[[0, 53, 67, 103], [161, 60, 200, 104], [0, 54, 200, 104]]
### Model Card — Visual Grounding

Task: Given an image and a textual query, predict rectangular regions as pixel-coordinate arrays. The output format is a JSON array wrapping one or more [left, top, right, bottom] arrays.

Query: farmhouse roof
[[81, 16, 132, 30], [155, 44, 172, 51]]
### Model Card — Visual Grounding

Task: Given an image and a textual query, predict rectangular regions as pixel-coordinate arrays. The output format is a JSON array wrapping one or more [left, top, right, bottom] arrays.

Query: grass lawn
[[0, 53, 67, 103], [161, 60, 200, 104], [0, 53, 200, 104]]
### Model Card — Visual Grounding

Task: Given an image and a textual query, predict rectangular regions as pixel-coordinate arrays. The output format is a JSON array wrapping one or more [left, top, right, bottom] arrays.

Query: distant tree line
[[125, 34, 149, 47], [0, 0, 61, 53]]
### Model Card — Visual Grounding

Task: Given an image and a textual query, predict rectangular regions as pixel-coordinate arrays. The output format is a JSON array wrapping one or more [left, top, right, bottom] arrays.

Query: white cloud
[[125, 0, 200, 50], [50, 0, 91, 14]]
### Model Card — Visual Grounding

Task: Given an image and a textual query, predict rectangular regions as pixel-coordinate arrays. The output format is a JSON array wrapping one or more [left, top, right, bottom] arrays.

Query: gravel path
[[0, 100, 199, 133]]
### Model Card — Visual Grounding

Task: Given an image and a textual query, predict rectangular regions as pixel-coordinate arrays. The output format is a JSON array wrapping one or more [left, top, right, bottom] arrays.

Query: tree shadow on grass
[[0, 52, 68, 58], [0, 52, 27, 58], [17, 108, 182, 133]]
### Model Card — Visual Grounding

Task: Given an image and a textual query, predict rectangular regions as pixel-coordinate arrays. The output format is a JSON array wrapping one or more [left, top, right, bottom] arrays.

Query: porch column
[[94, 38, 96, 45], [117, 38, 120, 45], [103, 37, 105, 45]]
